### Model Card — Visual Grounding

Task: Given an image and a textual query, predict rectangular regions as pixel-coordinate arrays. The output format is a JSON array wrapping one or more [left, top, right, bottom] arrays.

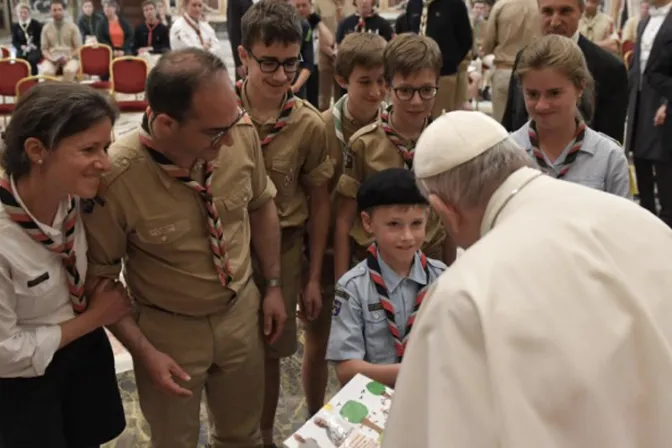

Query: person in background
[[96, 0, 134, 57], [400, 0, 473, 116], [293, 0, 335, 108], [39, 0, 81, 82], [336, 0, 394, 44], [502, 0, 628, 143], [579, 0, 620, 53], [314, 0, 356, 110], [11, 3, 42, 75], [133, 0, 170, 68], [77, 0, 103, 43], [157, 0, 173, 28], [327, 168, 447, 388], [171, 0, 223, 59], [481, 0, 539, 122], [621, 0, 648, 44], [629, 0, 672, 228], [227, 0, 253, 80], [510, 35, 630, 197], [0, 82, 129, 448]]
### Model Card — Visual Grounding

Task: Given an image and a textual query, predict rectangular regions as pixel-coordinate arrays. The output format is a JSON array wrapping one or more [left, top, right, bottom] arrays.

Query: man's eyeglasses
[[208, 107, 245, 146], [245, 48, 303, 74], [391, 85, 439, 101]]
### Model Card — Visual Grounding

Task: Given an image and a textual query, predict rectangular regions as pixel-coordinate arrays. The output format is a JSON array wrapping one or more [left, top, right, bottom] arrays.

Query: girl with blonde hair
[[510, 34, 630, 197]]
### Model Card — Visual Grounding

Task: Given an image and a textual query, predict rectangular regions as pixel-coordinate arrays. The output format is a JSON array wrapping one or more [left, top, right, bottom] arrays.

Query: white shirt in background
[[170, 14, 223, 59]]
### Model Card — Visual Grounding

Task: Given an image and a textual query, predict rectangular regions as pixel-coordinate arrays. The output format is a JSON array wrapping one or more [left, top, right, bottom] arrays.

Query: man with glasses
[[236, 2, 333, 447], [333, 33, 456, 286], [82, 48, 286, 448]]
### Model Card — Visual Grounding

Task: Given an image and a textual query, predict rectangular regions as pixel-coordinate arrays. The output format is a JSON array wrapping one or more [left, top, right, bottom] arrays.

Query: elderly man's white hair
[[414, 111, 532, 208]]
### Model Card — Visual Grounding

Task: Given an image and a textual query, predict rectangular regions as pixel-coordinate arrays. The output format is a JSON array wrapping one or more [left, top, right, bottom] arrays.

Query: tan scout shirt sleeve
[[246, 125, 277, 211], [82, 171, 130, 280], [300, 119, 334, 188], [336, 138, 365, 199]]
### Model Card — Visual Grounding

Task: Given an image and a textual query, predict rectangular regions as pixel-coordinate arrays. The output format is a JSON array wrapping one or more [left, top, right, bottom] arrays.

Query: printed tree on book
[[340, 401, 383, 435], [366, 380, 392, 399]]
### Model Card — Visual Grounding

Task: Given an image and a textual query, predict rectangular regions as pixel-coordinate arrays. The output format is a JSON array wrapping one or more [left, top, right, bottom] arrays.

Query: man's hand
[[301, 280, 322, 321], [655, 104, 667, 127], [262, 287, 287, 344], [138, 347, 193, 397]]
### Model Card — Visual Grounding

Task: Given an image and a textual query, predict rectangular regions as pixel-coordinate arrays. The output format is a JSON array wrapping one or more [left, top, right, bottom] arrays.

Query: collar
[[377, 249, 428, 293], [239, 79, 297, 126], [183, 13, 201, 27], [343, 95, 379, 127], [19, 19, 31, 27], [8, 175, 69, 233], [522, 120, 596, 155], [480, 167, 544, 236], [571, 29, 580, 42], [649, 2, 672, 17]]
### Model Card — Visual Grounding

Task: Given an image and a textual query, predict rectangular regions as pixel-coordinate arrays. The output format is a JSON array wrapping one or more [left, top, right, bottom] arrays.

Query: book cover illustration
[[283, 373, 394, 448]]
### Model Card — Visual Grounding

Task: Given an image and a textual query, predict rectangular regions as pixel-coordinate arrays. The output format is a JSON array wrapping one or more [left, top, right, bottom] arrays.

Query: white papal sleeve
[[0, 266, 62, 378], [381, 290, 497, 448]]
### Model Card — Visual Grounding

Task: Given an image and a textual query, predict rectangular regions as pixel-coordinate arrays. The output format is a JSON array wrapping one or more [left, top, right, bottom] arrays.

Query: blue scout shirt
[[326, 250, 446, 365]]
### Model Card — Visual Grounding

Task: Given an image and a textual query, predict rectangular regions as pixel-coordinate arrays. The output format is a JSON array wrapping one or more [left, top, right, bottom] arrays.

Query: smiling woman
[[0, 83, 132, 447]]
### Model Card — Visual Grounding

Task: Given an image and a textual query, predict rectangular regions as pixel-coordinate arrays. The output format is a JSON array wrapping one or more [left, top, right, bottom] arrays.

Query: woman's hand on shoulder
[[87, 278, 131, 327]]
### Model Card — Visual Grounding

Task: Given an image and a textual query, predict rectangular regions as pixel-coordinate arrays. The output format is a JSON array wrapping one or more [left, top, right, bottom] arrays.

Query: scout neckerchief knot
[[419, 0, 435, 36], [139, 109, 233, 287], [366, 244, 430, 362], [528, 118, 587, 180], [234, 79, 295, 149], [0, 175, 87, 312], [381, 105, 419, 169]]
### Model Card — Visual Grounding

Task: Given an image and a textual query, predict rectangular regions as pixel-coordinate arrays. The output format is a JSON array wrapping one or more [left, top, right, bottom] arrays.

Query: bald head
[[146, 48, 232, 121]]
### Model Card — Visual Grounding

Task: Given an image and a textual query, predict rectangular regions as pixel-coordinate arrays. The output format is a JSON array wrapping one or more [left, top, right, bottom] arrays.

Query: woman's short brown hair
[[1, 83, 118, 179]]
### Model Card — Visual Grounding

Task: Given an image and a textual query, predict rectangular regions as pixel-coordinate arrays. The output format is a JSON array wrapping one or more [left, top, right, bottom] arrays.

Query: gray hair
[[417, 137, 533, 208], [1, 83, 118, 179]]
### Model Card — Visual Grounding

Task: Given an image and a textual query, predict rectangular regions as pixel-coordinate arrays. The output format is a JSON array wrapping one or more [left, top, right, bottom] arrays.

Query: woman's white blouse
[[0, 177, 87, 378]]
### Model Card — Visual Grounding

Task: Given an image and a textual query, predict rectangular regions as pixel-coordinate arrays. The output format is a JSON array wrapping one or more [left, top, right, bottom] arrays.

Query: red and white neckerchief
[[0, 175, 87, 312], [145, 20, 158, 47], [366, 244, 430, 362], [380, 105, 428, 169], [139, 110, 233, 287], [356, 14, 366, 32], [528, 119, 587, 180], [234, 79, 295, 149], [419, 0, 435, 36], [182, 13, 205, 47]]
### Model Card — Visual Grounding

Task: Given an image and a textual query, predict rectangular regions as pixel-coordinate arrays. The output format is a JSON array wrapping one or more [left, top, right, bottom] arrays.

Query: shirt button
[[160, 235, 167, 242], [372, 312, 379, 319]]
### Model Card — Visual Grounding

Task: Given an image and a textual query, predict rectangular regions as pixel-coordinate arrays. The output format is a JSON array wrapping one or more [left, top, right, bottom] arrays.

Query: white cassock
[[382, 167, 672, 448], [169, 14, 223, 60]]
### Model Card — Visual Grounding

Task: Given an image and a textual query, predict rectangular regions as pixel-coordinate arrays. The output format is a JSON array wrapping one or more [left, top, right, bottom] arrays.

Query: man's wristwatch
[[265, 278, 282, 288]]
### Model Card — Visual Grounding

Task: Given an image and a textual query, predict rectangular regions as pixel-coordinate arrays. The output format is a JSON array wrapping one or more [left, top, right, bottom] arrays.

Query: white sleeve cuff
[[31, 325, 62, 376]]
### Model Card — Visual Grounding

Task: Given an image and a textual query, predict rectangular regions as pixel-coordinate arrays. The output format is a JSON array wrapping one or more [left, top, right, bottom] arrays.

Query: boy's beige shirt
[[82, 119, 276, 316], [336, 123, 446, 256], [240, 93, 334, 230]]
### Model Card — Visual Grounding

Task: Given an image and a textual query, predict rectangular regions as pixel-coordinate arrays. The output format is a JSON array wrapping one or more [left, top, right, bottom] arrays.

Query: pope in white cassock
[[382, 111, 672, 448]]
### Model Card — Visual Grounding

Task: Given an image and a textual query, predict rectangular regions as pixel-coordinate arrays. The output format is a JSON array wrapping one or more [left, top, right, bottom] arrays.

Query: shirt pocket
[[11, 261, 65, 320], [363, 307, 396, 364], [134, 218, 191, 247], [267, 157, 297, 199]]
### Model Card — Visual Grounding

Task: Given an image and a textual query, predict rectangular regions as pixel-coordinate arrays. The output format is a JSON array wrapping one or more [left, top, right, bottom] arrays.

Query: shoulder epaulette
[[348, 122, 380, 146]]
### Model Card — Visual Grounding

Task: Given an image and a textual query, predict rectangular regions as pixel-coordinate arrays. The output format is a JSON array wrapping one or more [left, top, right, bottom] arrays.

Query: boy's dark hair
[[50, 0, 65, 7], [357, 168, 428, 213], [383, 32, 442, 83], [241, 0, 303, 49], [335, 32, 387, 81], [142, 0, 156, 8]]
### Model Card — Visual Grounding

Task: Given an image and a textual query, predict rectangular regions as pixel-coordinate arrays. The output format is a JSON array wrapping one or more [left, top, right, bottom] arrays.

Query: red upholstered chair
[[110, 57, 149, 112], [0, 58, 31, 123], [0, 47, 10, 58], [16, 75, 60, 99], [78, 43, 113, 89]]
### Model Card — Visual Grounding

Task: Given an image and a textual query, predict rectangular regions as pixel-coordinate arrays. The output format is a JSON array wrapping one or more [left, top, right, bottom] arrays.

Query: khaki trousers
[[432, 74, 457, 118], [134, 279, 264, 448], [40, 59, 79, 82], [491, 68, 513, 123]]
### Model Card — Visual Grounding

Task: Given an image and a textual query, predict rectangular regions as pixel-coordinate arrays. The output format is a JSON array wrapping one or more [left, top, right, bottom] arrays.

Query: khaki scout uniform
[[314, 0, 357, 110], [240, 90, 334, 358], [481, 0, 539, 122], [40, 20, 82, 82], [336, 122, 446, 262], [82, 119, 276, 448], [308, 96, 380, 334]]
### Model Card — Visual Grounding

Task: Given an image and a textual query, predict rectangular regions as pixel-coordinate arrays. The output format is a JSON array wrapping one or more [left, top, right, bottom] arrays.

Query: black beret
[[357, 168, 429, 212]]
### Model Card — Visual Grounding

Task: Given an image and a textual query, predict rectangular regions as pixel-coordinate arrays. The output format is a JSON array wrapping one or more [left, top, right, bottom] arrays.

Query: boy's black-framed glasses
[[245, 48, 303, 74], [391, 85, 439, 101]]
